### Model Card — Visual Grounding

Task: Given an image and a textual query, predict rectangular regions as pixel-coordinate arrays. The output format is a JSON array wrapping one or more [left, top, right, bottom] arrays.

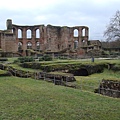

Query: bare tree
[[104, 10, 120, 41]]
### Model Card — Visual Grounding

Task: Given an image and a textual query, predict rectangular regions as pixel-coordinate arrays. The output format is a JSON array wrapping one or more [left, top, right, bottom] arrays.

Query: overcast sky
[[0, 0, 120, 40]]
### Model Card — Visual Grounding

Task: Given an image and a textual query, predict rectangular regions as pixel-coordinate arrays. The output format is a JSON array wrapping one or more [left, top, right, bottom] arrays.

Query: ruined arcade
[[0, 19, 89, 56]]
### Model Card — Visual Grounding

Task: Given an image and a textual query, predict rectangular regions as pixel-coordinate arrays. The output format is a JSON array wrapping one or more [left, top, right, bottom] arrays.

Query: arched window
[[74, 40, 78, 49], [82, 40, 85, 43], [18, 29, 22, 38], [82, 28, 85, 36], [12, 28, 16, 35], [74, 29, 78, 37], [27, 42, 32, 49], [36, 29, 40, 38], [18, 42, 23, 51], [36, 42, 40, 50], [12, 29, 13, 33], [26, 29, 32, 39], [82, 39, 86, 46], [58, 44, 60, 49]]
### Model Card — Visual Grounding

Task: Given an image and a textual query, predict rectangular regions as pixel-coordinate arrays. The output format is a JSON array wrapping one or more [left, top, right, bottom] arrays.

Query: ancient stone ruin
[[95, 79, 120, 98], [0, 19, 89, 56]]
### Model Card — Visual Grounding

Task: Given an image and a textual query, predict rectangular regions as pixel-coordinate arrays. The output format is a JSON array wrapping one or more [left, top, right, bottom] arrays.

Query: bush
[[17, 57, 35, 63], [20, 62, 42, 69], [13, 60, 19, 63], [39, 57, 44, 61], [39, 55, 52, 61]]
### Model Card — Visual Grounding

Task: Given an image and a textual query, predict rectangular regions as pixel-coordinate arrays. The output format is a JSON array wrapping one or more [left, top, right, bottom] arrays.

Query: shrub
[[17, 57, 35, 63], [39, 55, 52, 61], [13, 60, 19, 63], [39, 57, 44, 61]]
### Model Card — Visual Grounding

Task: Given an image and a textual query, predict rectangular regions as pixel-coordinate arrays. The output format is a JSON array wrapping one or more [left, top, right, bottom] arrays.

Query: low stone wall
[[70, 64, 104, 76], [0, 64, 76, 87], [95, 79, 120, 98], [36, 72, 76, 84], [20, 62, 105, 76]]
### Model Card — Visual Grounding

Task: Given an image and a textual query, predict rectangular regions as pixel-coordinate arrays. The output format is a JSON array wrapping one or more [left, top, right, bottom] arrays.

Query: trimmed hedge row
[[14, 57, 35, 63], [14, 55, 52, 63], [18, 57, 35, 63], [39, 55, 52, 61]]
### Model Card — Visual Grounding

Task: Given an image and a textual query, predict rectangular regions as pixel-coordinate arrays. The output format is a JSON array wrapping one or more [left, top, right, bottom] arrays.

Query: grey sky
[[0, 0, 120, 40]]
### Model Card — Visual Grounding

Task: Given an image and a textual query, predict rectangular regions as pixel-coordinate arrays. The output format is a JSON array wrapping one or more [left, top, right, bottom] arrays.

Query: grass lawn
[[75, 69, 120, 92], [0, 76, 120, 120], [7, 63, 39, 72], [38, 58, 120, 67], [0, 70, 7, 74]]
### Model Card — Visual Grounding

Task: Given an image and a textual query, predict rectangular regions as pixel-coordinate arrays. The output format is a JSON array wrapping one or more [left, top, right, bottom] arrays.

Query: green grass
[[0, 76, 120, 120], [7, 64, 41, 72], [0, 69, 6, 74], [41, 58, 120, 65], [4, 57, 120, 66], [5, 58, 120, 72], [38, 59, 120, 69], [7, 57, 18, 63], [75, 69, 120, 92]]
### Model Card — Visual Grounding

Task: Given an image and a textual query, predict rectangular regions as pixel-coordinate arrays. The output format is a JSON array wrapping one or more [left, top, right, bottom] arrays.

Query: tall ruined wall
[[60, 27, 72, 50], [0, 19, 17, 53], [45, 25, 61, 52], [0, 32, 1, 49], [1, 33, 17, 52], [12, 24, 46, 56], [45, 25, 89, 53], [0, 19, 89, 56]]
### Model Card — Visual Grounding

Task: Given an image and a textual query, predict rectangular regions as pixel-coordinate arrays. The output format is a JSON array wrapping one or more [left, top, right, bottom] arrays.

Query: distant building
[[0, 19, 89, 56], [1, 19, 104, 57], [87, 40, 102, 51]]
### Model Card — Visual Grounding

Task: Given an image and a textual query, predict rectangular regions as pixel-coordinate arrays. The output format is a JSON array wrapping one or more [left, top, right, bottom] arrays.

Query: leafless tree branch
[[104, 10, 120, 42]]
